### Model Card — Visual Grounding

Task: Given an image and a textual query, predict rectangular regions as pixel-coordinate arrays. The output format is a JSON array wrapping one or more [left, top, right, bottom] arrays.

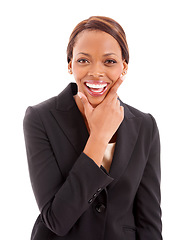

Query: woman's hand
[[78, 77, 124, 167], [78, 77, 124, 144]]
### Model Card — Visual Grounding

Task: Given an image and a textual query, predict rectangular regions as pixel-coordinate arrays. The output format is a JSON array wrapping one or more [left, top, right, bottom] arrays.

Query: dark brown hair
[[67, 16, 129, 64]]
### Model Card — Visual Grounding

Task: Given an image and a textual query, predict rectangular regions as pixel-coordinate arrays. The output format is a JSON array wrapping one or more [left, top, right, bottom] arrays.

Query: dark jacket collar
[[56, 83, 78, 111]]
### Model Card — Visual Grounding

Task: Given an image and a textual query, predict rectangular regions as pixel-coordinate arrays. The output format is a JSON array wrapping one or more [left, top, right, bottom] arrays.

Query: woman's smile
[[83, 80, 110, 97]]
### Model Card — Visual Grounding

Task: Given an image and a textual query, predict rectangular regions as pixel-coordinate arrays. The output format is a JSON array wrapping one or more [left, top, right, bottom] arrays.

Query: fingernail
[[77, 92, 83, 99], [120, 75, 125, 81]]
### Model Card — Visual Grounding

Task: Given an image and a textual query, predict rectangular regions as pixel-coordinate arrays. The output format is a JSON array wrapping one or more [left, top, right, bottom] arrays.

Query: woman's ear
[[68, 61, 73, 74], [120, 61, 128, 81], [123, 60, 128, 73]]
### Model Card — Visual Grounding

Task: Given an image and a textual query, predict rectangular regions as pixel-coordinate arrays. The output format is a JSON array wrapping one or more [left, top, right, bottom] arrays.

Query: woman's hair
[[67, 16, 129, 64]]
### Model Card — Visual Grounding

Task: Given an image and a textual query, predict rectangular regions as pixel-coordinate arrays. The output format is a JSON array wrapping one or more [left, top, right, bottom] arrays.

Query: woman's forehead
[[73, 30, 122, 57]]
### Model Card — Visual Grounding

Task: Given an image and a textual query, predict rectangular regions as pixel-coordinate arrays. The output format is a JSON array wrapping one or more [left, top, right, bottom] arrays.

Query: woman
[[23, 16, 162, 240]]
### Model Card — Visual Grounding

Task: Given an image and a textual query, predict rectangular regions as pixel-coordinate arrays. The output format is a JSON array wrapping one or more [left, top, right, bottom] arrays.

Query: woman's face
[[69, 30, 128, 107]]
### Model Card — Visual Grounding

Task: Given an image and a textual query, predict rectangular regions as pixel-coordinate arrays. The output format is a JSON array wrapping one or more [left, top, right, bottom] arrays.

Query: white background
[[0, 0, 180, 239]]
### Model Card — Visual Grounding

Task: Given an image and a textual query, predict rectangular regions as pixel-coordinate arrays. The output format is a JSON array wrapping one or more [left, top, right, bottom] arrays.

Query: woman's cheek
[[72, 65, 86, 81], [72, 69, 80, 82], [109, 71, 122, 83]]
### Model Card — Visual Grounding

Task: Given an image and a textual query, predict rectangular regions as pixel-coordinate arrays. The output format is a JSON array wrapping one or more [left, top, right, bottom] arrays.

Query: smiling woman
[[23, 16, 163, 240]]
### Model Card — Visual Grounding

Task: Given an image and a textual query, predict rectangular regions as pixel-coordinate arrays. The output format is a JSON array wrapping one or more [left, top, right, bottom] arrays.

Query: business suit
[[23, 82, 162, 240]]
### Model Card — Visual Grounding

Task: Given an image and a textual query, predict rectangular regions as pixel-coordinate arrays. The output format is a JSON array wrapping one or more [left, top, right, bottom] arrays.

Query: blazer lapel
[[50, 83, 89, 155], [108, 102, 143, 189]]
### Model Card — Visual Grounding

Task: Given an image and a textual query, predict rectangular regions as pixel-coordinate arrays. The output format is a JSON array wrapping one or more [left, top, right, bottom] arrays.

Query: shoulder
[[31, 96, 57, 112], [124, 103, 158, 134], [23, 83, 76, 124], [25, 83, 76, 115], [23, 96, 56, 121], [125, 103, 148, 118], [23, 97, 57, 132]]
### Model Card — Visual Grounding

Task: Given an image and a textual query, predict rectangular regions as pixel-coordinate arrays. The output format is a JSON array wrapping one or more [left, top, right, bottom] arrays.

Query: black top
[[23, 83, 162, 240]]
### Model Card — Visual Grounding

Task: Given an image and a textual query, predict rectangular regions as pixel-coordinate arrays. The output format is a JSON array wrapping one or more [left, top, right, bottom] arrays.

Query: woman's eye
[[105, 59, 117, 64], [77, 59, 89, 64]]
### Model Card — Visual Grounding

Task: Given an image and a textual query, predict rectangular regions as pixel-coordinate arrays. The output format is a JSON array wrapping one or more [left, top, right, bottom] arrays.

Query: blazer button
[[93, 193, 97, 198], [95, 203, 106, 213], [88, 198, 93, 204]]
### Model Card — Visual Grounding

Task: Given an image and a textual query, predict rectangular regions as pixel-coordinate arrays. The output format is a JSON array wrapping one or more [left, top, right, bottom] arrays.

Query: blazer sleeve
[[23, 106, 114, 236], [134, 114, 162, 240]]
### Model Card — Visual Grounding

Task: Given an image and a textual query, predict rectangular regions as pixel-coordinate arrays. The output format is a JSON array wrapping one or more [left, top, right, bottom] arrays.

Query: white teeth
[[85, 83, 107, 89], [90, 88, 104, 93]]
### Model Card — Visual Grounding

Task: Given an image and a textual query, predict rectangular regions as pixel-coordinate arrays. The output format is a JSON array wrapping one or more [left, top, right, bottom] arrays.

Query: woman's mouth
[[84, 81, 109, 97]]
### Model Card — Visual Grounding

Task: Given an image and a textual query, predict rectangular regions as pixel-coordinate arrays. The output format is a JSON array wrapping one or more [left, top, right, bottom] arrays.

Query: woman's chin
[[87, 95, 105, 108]]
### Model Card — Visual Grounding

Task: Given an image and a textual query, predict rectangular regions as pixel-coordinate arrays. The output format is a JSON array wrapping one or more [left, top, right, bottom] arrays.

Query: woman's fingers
[[78, 92, 93, 116], [104, 77, 123, 103], [111, 76, 123, 92]]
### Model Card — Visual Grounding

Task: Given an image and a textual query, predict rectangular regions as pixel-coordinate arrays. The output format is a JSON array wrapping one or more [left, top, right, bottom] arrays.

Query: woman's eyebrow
[[76, 52, 91, 57], [76, 52, 118, 57], [103, 53, 118, 57]]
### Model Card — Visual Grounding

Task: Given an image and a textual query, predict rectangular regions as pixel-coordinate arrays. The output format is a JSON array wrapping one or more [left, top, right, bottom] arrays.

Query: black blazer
[[23, 83, 162, 240]]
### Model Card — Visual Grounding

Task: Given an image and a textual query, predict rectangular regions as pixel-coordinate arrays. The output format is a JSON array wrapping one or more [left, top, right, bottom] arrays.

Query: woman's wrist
[[83, 134, 108, 167]]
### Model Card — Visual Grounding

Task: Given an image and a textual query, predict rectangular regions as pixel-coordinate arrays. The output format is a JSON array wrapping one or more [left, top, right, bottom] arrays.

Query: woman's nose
[[88, 63, 104, 78]]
